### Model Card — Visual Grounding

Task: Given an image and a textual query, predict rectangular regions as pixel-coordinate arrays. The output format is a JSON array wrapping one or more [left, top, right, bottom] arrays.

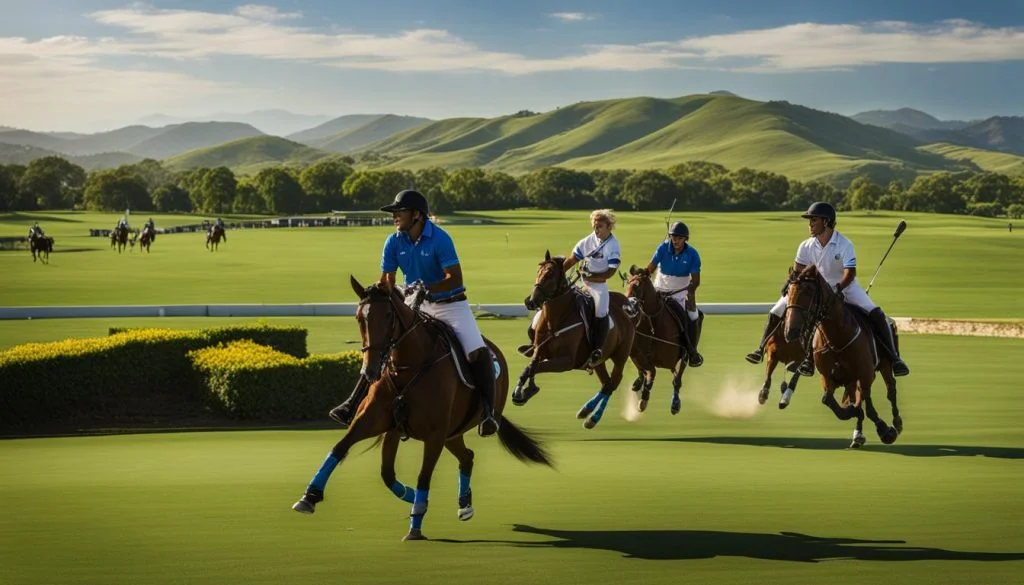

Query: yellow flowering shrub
[[0, 324, 309, 429], [189, 341, 362, 419]]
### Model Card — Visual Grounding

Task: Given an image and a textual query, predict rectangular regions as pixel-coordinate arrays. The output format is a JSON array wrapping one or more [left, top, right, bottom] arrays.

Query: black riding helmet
[[801, 201, 837, 227], [380, 189, 430, 217], [668, 221, 689, 238]]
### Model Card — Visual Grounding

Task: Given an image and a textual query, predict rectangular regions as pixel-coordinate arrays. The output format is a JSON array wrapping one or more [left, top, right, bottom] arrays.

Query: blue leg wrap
[[308, 453, 340, 492], [390, 480, 415, 503], [410, 488, 429, 531], [458, 471, 471, 498]]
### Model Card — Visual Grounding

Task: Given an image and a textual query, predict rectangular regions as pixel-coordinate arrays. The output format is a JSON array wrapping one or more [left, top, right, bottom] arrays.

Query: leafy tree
[[255, 168, 305, 214], [19, 156, 86, 209], [151, 183, 192, 212], [299, 159, 352, 211], [82, 168, 151, 211], [198, 166, 237, 214]]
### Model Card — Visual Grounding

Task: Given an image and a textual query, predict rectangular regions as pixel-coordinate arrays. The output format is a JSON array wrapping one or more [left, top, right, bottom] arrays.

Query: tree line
[[1, 156, 1023, 219]]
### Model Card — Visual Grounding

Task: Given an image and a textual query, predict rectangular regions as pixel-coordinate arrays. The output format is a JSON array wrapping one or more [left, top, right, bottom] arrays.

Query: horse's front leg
[[639, 366, 657, 413], [578, 363, 613, 428], [821, 379, 857, 422], [758, 352, 779, 405], [404, 432, 447, 541], [512, 356, 573, 406], [380, 430, 415, 504], [291, 397, 391, 515]]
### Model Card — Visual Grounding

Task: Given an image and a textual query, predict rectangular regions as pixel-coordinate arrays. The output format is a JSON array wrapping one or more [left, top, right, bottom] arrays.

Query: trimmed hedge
[[0, 324, 309, 429], [189, 340, 361, 419], [108, 323, 308, 358]]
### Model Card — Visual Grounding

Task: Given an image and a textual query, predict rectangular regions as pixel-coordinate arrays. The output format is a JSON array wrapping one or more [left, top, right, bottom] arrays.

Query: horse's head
[[350, 275, 413, 382], [784, 265, 835, 343], [624, 265, 658, 312], [525, 250, 569, 311]]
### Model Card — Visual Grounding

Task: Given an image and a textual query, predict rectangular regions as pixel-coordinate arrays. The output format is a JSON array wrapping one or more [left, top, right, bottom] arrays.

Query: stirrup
[[328, 403, 354, 428], [478, 415, 499, 437], [687, 352, 704, 368], [745, 349, 764, 364], [797, 359, 815, 377], [586, 349, 603, 367]]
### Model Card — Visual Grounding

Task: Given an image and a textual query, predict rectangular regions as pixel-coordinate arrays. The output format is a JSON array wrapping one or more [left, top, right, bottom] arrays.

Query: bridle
[[358, 286, 425, 379]]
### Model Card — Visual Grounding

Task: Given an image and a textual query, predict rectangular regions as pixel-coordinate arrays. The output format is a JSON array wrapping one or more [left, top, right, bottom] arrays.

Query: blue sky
[[2, 0, 1023, 132]]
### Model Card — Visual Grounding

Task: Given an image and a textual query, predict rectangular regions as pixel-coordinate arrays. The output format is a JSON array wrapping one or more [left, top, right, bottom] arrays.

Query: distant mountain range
[[137, 109, 335, 137], [1, 98, 1021, 185]]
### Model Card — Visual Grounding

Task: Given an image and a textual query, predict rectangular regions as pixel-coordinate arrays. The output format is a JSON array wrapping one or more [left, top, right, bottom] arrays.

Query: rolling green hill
[[310, 114, 431, 152], [919, 143, 1024, 176], [163, 135, 332, 175], [362, 94, 964, 183], [0, 143, 141, 170]]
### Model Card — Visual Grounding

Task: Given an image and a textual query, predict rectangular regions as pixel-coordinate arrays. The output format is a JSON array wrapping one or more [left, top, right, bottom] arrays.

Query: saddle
[[417, 312, 497, 390], [837, 303, 899, 369]]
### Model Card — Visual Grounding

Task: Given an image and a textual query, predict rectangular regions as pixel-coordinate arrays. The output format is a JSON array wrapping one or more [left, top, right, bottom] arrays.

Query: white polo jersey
[[572, 233, 621, 274], [795, 230, 858, 286]]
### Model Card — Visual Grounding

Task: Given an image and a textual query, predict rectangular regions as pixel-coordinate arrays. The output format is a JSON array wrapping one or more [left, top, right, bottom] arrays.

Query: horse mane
[[797, 265, 821, 281], [541, 255, 566, 266]]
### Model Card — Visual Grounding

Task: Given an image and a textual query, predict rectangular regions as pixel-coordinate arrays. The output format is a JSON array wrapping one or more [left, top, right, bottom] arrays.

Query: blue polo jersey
[[650, 242, 701, 276], [380, 220, 465, 301]]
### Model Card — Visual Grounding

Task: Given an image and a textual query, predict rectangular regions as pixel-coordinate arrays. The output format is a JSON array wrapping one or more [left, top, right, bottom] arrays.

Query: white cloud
[[549, 12, 597, 22], [4, 6, 1024, 129]]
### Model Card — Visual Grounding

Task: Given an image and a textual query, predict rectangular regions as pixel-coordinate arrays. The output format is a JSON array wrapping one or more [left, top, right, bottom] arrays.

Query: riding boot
[[746, 313, 783, 364], [681, 315, 703, 367], [517, 326, 536, 358], [469, 352, 500, 437], [328, 376, 370, 428], [868, 308, 910, 376], [587, 315, 610, 366]]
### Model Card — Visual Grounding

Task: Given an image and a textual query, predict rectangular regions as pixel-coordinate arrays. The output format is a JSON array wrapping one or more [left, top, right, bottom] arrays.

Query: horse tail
[[496, 416, 554, 467]]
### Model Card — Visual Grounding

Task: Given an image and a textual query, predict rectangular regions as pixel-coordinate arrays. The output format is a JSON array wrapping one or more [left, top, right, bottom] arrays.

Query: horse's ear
[[544, 249, 551, 262], [349, 275, 365, 299], [629, 264, 638, 276]]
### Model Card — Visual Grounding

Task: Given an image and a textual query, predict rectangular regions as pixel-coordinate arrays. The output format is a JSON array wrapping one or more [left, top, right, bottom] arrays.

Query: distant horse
[[623, 266, 704, 415], [512, 251, 636, 429], [139, 226, 154, 253], [291, 278, 553, 541], [29, 232, 54, 264], [110, 226, 129, 253], [206, 225, 226, 251], [785, 266, 903, 448]]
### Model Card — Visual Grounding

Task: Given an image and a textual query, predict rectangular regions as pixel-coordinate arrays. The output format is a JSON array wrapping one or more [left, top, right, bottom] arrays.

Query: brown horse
[[623, 266, 703, 415], [110, 225, 129, 253], [29, 232, 53, 263], [139, 226, 154, 253], [205, 225, 226, 251], [291, 277, 553, 541], [784, 266, 903, 448], [512, 251, 636, 429]]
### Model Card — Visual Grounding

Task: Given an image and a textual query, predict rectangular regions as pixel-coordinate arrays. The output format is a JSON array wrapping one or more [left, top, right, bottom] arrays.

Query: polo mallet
[[865, 220, 907, 294]]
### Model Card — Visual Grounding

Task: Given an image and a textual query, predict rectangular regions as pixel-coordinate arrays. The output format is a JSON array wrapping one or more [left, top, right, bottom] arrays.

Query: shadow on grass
[[584, 436, 1024, 459], [436, 524, 1024, 563]]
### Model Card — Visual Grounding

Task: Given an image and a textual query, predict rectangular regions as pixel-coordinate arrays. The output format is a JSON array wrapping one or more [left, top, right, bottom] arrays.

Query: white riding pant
[[418, 299, 485, 357], [582, 280, 610, 318], [770, 282, 877, 317]]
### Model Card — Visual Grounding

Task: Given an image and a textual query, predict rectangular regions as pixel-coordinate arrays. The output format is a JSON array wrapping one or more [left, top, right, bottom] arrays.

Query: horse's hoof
[[757, 387, 769, 405], [458, 505, 474, 521], [893, 415, 904, 434], [583, 418, 598, 430], [631, 378, 643, 393], [512, 383, 539, 406], [576, 405, 594, 420], [291, 497, 316, 514], [778, 388, 794, 410], [850, 437, 866, 449], [670, 395, 681, 415], [880, 426, 899, 445], [638, 399, 648, 413], [403, 530, 428, 541]]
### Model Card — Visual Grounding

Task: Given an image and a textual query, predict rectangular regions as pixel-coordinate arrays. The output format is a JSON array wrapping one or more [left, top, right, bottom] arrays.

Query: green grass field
[[1, 210, 1022, 585]]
